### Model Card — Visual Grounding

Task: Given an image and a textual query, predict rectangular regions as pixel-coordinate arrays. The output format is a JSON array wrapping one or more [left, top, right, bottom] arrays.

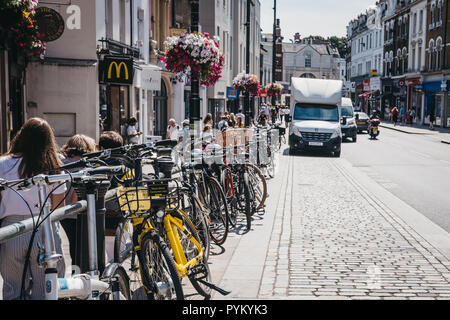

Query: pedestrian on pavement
[[228, 113, 236, 127], [166, 118, 180, 141], [236, 109, 245, 125], [429, 108, 436, 130], [409, 108, 416, 125], [0, 117, 67, 300], [236, 115, 244, 128], [203, 113, 214, 128], [60, 134, 97, 262], [257, 110, 268, 126], [392, 106, 399, 126], [127, 117, 143, 144], [178, 119, 190, 143], [400, 106, 406, 124]]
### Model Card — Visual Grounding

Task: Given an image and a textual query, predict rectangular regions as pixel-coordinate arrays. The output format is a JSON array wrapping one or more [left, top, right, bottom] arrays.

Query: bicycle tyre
[[205, 177, 229, 246], [114, 218, 133, 264], [138, 232, 184, 300], [245, 163, 267, 211], [101, 266, 132, 300], [243, 172, 252, 230], [221, 168, 238, 228], [176, 211, 212, 299]]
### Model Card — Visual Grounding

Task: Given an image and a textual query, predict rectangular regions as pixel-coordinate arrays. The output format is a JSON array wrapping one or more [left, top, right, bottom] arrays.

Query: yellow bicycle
[[114, 179, 224, 299]]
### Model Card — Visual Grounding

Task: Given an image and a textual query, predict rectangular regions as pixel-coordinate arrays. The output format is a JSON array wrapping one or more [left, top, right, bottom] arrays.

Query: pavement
[[210, 140, 450, 300], [379, 122, 450, 144]]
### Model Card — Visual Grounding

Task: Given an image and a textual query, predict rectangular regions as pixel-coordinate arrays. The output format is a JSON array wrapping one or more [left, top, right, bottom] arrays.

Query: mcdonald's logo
[[103, 57, 134, 84], [108, 61, 129, 80]]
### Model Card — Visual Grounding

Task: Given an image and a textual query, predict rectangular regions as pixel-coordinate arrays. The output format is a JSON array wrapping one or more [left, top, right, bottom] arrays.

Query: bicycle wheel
[[267, 151, 275, 178], [101, 266, 132, 300], [176, 211, 212, 299], [245, 163, 267, 212], [242, 172, 252, 230], [138, 231, 184, 300], [221, 167, 238, 228], [114, 218, 133, 264], [205, 177, 229, 246], [183, 192, 211, 262]]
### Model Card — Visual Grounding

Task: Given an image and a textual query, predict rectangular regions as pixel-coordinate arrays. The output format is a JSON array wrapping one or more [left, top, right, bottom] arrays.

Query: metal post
[[272, 0, 277, 107], [245, 0, 253, 127], [190, 0, 201, 130]]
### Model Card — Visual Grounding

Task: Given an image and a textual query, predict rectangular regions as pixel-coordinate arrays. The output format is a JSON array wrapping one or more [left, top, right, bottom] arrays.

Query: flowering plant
[[161, 32, 224, 86], [232, 72, 260, 96], [265, 82, 283, 97], [0, 0, 46, 63]]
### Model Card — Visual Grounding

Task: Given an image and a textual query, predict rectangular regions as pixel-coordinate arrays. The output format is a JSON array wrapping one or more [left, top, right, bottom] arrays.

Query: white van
[[340, 97, 358, 142], [289, 77, 343, 157]]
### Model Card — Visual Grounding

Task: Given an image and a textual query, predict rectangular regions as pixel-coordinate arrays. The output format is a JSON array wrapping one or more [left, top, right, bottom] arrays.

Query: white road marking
[[440, 160, 450, 165], [411, 150, 432, 159]]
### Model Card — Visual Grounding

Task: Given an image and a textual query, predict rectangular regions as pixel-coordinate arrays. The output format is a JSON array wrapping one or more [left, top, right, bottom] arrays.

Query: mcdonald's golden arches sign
[[103, 57, 134, 85]]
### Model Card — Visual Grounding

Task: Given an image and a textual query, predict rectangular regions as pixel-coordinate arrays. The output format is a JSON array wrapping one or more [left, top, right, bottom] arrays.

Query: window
[[413, 13, 417, 34], [366, 61, 371, 74], [294, 103, 339, 122], [418, 45, 422, 70], [358, 63, 363, 75], [419, 10, 423, 31], [305, 52, 312, 68], [412, 47, 416, 71], [429, 39, 435, 71], [436, 37, 443, 70]]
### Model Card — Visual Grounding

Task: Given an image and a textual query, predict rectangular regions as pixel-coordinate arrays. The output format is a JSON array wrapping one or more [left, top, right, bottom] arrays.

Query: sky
[[260, 0, 377, 41]]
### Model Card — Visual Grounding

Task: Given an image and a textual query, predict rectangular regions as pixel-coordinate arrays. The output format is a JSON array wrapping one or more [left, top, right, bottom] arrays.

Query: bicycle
[[0, 166, 131, 300]]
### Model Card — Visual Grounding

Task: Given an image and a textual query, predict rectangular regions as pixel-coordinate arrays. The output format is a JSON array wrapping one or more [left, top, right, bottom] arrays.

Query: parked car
[[340, 98, 357, 142], [355, 112, 370, 133]]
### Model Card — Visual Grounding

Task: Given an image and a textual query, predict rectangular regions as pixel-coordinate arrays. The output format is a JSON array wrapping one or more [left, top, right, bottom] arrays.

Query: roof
[[283, 42, 338, 57]]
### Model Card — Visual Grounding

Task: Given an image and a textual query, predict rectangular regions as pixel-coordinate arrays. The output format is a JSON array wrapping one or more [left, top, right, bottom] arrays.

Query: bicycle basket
[[116, 187, 152, 213]]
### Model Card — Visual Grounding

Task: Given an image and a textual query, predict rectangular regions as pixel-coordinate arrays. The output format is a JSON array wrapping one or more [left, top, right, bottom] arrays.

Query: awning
[[358, 90, 376, 98]]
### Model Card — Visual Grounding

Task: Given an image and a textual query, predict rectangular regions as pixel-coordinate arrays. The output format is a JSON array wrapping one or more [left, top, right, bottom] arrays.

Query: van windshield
[[341, 105, 354, 117], [293, 103, 339, 122]]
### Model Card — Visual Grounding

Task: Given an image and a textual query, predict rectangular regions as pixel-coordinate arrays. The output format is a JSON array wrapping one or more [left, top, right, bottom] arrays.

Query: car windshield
[[293, 103, 339, 122], [341, 105, 354, 117]]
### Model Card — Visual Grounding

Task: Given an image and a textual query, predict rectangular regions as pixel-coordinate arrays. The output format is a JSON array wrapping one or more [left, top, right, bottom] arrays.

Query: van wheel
[[333, 150, 341, 158], [289, 147, 295, 155], [352, 136, 357, 143]]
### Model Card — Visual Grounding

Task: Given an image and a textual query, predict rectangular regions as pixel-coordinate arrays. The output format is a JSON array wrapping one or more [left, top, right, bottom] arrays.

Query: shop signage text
[[227, 87, 238, 99], [35, 7, 65, 42]]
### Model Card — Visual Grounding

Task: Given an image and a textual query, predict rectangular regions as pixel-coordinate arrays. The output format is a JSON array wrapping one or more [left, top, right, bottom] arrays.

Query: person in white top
[[127, 117, 143, 145], [0, 118, 67, 300], [166, 118, 180, 140]]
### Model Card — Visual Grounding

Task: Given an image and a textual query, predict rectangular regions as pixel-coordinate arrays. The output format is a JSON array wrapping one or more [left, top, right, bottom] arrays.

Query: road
[[341, 128, 450, 233]]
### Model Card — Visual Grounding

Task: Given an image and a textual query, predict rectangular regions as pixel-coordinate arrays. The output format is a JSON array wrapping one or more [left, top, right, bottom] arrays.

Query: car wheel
[[352, 136, 357, 143], [333, 150, 341, 157]]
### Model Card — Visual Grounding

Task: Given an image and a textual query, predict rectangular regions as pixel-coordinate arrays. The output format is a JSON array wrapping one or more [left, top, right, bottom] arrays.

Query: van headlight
[[330, 129, 341, 139], [292, 126, 302, 137], [347, 118, 355, 126]]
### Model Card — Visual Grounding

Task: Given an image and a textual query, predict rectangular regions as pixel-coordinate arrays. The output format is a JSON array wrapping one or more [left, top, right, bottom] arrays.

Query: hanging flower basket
[[0, 0, 46, 64], [161, 32, 225, 87], [265, 82, 283, 97], [232, 72, 261, 96]]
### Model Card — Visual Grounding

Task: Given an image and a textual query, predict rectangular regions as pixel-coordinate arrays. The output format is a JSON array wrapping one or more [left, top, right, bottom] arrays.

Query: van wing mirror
[[355, 114, 360, 120], [341, 117, 347, 125]]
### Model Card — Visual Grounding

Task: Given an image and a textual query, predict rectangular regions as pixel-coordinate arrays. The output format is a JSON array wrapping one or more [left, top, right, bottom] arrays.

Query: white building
[[283, 39, 341, 82], [26, 0, 159, 145]]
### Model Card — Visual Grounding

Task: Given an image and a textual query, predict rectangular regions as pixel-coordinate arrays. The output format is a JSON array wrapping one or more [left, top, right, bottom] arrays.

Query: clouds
[[260, 0, 376, 39]]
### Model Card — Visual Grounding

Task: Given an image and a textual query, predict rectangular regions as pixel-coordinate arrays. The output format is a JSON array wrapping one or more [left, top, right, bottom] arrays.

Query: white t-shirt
[[167, 125, 180, 140], [0, 156, 67, 219], [127, 125, 140, 144]]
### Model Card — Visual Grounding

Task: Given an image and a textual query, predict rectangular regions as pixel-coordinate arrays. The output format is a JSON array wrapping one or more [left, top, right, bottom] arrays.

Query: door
[[154, 80, 168, 138]]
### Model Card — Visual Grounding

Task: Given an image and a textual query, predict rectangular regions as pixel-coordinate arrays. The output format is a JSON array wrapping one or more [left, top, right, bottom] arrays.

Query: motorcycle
[[368, 118, 381, 139]]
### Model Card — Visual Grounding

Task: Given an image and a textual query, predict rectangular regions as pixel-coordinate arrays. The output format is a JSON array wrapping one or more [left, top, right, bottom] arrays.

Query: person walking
[[429, 107, 436, 130], [127, 117, 143, 144], [392, 106, 399, 126], [400, 106, 406, 124], [0, 118, 67, 300], [166, 118, 180, 141]]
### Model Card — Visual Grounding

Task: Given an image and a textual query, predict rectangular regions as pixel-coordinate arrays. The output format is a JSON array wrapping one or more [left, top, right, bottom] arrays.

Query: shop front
[[423, 80, 449, 127], [99, 56, 134, 138], [406, 77, 423, 124]]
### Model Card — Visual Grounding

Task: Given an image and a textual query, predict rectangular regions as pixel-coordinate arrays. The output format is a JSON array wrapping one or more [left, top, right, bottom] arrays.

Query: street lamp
[[189, 0, 201, 130], [272, 0, 277, 107], [245, 0, 255, 127]]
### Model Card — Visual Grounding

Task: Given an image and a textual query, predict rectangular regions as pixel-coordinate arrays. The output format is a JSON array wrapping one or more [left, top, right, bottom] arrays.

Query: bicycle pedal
[[188, 264, 208, 281]]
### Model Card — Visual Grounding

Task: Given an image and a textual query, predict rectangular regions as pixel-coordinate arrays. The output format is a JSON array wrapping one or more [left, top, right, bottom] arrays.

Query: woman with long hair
[[0, 118, 67, 300]]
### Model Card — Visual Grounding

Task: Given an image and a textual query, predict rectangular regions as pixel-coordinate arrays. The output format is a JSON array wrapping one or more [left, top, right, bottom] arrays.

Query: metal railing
[[0, 188, 118, 244]]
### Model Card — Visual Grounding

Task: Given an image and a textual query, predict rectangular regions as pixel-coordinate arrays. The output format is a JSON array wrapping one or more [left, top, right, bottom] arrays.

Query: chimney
[[294, 32, 301, 43]]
